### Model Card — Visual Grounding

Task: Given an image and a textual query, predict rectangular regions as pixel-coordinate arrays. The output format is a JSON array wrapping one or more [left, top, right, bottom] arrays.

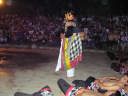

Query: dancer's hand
[[60, 33, 65, 39]]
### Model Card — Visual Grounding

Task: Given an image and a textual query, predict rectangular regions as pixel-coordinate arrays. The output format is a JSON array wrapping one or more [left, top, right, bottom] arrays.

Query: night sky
[[3, 0, 128, 15]]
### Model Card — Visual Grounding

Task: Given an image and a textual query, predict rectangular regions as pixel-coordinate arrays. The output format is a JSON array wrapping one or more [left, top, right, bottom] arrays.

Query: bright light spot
[[0, 0, 3, 5]]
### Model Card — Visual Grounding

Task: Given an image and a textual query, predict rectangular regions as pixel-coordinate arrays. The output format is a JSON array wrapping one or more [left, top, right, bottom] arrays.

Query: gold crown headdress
[[65, 12, 74, 21]]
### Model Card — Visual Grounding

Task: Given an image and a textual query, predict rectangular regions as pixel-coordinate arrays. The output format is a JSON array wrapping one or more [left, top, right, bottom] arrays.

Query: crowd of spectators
[[0, 13, 128, 50], [0, 13, 62, 46], [79, 15, 128, 50]]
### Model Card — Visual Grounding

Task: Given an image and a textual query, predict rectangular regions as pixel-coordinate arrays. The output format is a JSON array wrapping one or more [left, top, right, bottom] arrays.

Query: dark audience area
[[0, 13, 128, 49]]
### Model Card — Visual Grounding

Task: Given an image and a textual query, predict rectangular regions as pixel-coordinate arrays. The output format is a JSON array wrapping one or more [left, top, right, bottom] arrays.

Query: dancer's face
[[65, 12, 74, 21]]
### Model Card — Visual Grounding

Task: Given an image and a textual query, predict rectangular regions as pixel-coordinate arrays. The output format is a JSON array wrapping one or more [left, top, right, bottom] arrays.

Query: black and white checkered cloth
[[67, 33, 82, 61]]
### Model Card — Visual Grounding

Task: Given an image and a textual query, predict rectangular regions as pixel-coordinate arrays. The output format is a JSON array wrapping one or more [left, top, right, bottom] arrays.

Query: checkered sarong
[[63, 33, 82, 70]]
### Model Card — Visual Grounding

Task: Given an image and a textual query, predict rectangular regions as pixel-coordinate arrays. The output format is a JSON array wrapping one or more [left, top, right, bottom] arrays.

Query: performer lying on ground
[[14, 76, 128, 96], [72, 74, 128, 96], [57, 78, 128, 96], [14, 85, 54, 96], [57, 78, 103, 96]]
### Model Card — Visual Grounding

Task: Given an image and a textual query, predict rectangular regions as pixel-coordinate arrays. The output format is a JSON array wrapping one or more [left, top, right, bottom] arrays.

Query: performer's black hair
[[84, 76, 96, 88]]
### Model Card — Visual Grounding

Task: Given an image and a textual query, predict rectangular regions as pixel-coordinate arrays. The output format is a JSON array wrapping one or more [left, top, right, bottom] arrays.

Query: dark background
[[1, 0, 128, 16]]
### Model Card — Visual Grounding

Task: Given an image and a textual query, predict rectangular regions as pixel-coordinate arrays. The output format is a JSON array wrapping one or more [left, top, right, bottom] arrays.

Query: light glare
[[0, 0, 3, 5]]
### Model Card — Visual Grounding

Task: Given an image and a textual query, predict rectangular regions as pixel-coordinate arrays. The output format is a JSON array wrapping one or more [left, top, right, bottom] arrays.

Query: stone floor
[[0, 47, 121, 96]]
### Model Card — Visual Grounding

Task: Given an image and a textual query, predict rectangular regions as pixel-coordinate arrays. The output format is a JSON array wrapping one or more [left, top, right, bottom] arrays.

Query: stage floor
[[0, 47, 121, 96]]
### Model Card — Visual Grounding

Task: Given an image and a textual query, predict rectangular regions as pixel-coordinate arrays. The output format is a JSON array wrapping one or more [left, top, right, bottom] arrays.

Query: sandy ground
[[0, 47, 121, 96]]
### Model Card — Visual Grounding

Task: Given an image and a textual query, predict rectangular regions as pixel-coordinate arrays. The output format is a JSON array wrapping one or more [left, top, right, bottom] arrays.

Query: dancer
[[57, 78, 103, 96], [72, 74, 128, 96], [55, 11, 82, 77], [14, 85, 54, 96]]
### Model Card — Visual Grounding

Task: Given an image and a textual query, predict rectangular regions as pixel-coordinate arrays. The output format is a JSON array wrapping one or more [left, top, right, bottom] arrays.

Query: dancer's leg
[[67, 68, 75, 77]]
